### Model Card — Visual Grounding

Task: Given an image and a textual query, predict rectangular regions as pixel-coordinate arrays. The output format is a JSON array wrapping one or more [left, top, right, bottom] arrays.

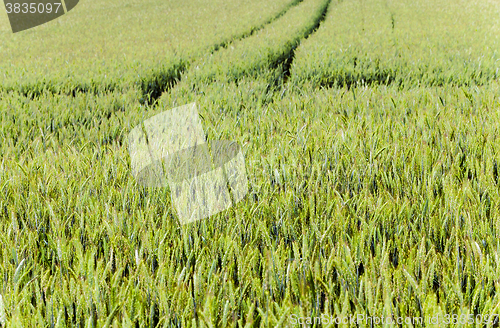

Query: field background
[[1, 0, 500, 326]]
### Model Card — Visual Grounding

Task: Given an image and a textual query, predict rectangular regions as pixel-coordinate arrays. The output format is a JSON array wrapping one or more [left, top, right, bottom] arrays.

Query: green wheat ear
[[0, 294, 6, 327]]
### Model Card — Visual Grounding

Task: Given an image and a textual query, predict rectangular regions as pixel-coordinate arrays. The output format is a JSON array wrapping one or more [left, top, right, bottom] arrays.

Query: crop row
[[184, 0, 331, 85], [291, 0, 500, 88], [0, 0, 297, 96]]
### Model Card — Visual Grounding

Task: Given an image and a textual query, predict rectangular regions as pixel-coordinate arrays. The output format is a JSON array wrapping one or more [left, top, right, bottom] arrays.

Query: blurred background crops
[[0, 0, 296, 94], [292, 0, 500, 88], [0, 0, 500, 326]]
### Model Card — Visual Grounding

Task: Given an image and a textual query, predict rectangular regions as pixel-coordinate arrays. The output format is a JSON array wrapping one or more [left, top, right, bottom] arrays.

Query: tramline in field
[[0, 0, 499, 325]]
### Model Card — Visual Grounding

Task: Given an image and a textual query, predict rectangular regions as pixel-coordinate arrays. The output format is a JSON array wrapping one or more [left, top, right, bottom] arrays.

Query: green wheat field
[[1, 0, 500, 326]]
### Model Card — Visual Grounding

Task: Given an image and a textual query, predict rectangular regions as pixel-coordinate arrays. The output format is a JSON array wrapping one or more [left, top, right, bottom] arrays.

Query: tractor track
[[169, 0, 332, 100], [280, 0, 331, 85], [0, 0, 305, 104]]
